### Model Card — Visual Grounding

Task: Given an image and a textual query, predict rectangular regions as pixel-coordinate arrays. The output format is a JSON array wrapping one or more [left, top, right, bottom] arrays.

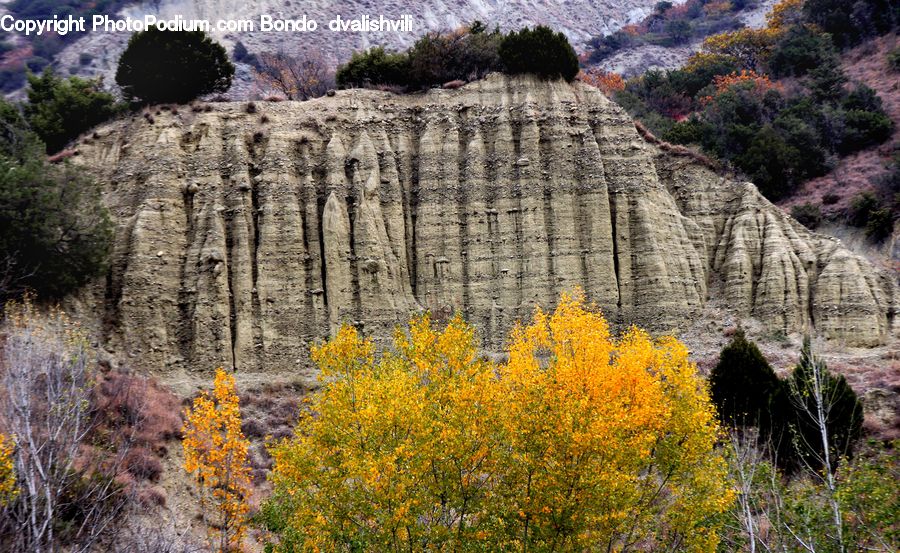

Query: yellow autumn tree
[[264, 292, 733, 552], [0, 433, 15, 506], [183, 368, 252, 552]]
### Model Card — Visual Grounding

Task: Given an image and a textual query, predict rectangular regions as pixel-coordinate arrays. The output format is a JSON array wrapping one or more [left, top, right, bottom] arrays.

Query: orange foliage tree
[[183, 369, 252, 552], [0, 433, 15, 506], [263, 292, 733, 552], [713, 69, 780, 93], [578, 68, 626, 96]]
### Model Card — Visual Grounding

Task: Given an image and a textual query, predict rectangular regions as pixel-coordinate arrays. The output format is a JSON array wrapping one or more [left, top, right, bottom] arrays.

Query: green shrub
[[849, 191, 880, 227], [24, 69, 121, 154], [406, 25, 503, 88], [116, 28, 234, 104], [709, 329, 783, 428], [806, 61, 847, 102], [0, 99, 112, 300], [780, 341, 864, 472], [889, 46, 900, 71], [499, 26, 579, 81], [802, 0, 899, 48], [663, 118, 706, 144], [768, 25, 837, 78], [335, 47, 411, 88], [836, 109, 894, 154], [791, 202, 823, 229], [865, 207, 894, 241]]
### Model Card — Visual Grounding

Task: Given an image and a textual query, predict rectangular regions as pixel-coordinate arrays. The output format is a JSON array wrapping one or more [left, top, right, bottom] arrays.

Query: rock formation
[[73, 75, 898, 379]]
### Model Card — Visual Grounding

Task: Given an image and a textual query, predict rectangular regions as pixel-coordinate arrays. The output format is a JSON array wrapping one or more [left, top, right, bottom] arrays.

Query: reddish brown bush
[[125, 448, 163, 482]]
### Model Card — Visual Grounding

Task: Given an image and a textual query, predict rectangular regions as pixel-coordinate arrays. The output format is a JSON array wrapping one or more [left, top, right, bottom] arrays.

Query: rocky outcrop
[[73, 75, 898, 378]]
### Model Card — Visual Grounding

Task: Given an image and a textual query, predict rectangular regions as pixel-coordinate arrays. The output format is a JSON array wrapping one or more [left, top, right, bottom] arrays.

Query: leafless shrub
[[254, 49, 335, 101], [0, 303, 132, 551], [0, 302, 178, 552]]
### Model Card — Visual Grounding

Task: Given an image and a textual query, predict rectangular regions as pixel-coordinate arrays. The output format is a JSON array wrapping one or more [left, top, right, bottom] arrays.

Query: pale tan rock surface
[[73, 75, 898, 380]]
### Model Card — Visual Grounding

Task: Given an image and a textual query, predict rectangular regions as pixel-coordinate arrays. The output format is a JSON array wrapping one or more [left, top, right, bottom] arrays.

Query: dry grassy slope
[[51, 0, 664, 96]]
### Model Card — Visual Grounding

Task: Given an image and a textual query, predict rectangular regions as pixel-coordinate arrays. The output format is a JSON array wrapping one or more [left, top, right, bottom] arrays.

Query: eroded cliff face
[[73, 75, 897, 379]]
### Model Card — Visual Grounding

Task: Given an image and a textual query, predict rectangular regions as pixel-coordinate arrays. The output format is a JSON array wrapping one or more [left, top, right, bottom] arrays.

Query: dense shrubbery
[[336, 23, 578, 91], [336, 46, 412, 88], [499, 25, 579, 81], [0, 99, 112, 301], [889, 46, 900, 71], [802, 0, 899, 48], [791, 202, 823, 229], [116, 28, 234, 104], [709, 333, 864, 474], [780, 341, 864, 472], [24, 70, 121, 153], [849, 189, 896, 241], [618, 0, 895, 202], [709, 329, 782, 428]]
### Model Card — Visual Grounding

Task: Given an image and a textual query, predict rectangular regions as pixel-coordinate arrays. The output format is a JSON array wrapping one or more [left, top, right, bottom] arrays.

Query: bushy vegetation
[[849, 188, 896, 241], [336, 46, 413, 88], [709, 329, 782, 427], [499, 25, 579, 81], [710, 334, 864, 473], [721, 435, 899, 552], [24, 70, 121, 154], [336, 22, 578, 91], [619, 0, 895, 202], [781, 341, 864, 472], [889, 46, 900, 71], [0, 99, 112, 301], [262, 294, 732, 551], [0, 301, 181, 551], [802, 0, 899, 48], [116, 28, 234, 104], [791, 202, 823, 229]]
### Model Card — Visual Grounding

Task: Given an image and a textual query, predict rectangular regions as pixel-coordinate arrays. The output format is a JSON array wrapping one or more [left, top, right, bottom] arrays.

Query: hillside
[[1, 0, 664, 97], [69, 74, 896, 387]]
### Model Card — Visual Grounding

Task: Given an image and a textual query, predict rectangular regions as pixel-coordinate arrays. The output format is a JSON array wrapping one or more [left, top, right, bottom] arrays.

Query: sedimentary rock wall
[[73, 75, 897, 377]]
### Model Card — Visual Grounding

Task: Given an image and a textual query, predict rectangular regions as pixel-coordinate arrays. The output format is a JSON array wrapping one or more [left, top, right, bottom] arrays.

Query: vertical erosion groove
[[223, 204, 238, 371], [608, 191, 622, 310], [246, 141, 264, 354], [177, 188, 196, 360], [457, 114, 471, 316]]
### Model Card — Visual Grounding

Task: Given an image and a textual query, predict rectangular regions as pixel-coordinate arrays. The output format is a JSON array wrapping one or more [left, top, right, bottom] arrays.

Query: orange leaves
[[578, 68, 626, 96], [713, 69, 780, 93], [0, 433, 15, 506], [266, 293, 732, 551], [767, 0, 804, 29], [183, 369, 251, 552]]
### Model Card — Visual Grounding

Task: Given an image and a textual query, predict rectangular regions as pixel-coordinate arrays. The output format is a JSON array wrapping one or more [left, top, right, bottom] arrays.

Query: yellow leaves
[[702, 27, 782, 70], [767, 0, 804, 29], [0, 433, 16, 506], [183, 368, 251, 552], [267, 292, 732, 551]]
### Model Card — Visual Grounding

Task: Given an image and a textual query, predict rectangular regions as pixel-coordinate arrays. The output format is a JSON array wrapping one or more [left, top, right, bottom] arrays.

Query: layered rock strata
[[73, 75, 898, 377]]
